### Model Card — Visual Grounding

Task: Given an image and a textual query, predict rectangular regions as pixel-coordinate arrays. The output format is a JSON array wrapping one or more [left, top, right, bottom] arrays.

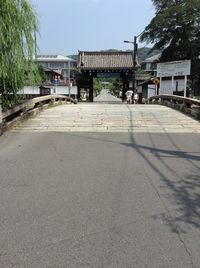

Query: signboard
[[97, 73, 120, 78], [157, 60, 191, 77], [151, 78, 160, 85]]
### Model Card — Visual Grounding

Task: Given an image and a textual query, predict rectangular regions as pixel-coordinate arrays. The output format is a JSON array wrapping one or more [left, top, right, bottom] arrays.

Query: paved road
[[94, 89, 121, 103], [0, 103, 200, 267]]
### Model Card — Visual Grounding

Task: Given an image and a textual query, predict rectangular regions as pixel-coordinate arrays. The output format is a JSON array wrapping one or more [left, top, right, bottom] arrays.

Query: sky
[[31, 0, 155, 56]]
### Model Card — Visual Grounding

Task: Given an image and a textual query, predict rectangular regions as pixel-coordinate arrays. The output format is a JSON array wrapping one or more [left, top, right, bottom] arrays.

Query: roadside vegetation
[[93, 78, 102, 96], [93, 78, 122, 98], [108, 78, 122, 97]]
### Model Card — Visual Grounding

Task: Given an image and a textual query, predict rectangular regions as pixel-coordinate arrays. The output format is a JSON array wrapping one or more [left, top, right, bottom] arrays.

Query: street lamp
[[124, 36, 138, 93]]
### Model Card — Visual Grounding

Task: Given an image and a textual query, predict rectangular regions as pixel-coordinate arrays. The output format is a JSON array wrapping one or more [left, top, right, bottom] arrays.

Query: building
[[35, 55, 77, 81], [138, 54, 192, 99], [135, 54, 160, 101], [21, 55, 78, 98], [140, 53, 161, 76]]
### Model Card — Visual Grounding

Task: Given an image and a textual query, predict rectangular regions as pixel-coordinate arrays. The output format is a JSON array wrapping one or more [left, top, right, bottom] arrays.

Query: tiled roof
[[78, 51, 139, 70], [43, 67, 62, 75]]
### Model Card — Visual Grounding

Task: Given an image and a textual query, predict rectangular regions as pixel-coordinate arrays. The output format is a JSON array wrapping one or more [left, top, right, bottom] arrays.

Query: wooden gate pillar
[[89, 76, 94, 102], [77, 84, 81, 100], [122, 76, 129, 102]]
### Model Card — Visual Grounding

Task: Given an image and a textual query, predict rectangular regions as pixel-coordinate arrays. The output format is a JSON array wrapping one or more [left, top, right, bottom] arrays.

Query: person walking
[[133, 90, 139, 104], [125, 90, 133, 104]]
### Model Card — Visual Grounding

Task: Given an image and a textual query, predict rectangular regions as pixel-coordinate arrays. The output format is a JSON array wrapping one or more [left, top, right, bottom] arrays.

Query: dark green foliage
[[36, 65, 47, 83], [108, 78, 121, 97], [25, 64, 47, 86], [93, 78, 102, 95], [140, 0, 200, 62]]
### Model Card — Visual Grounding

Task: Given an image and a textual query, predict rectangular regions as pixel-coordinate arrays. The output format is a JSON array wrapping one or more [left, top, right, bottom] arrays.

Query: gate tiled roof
[[78, 51, 139, 70]]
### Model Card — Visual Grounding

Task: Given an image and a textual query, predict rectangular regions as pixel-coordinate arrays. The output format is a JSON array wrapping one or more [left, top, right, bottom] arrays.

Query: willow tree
[[0, 0, 38, 109]]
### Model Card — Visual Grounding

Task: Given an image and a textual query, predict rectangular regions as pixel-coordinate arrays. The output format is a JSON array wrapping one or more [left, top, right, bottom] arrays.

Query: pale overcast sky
[[31, 0, 155, 55]]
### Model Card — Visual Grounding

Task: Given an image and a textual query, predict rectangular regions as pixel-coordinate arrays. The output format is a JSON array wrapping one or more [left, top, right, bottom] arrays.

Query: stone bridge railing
[[0, 95, 77, 135], [148, 94, 200, 120]]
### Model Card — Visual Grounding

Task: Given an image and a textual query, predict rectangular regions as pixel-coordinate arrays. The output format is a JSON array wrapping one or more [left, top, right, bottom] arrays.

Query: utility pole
[[124, 36, 138, 93], [132, 36, 138, 93]]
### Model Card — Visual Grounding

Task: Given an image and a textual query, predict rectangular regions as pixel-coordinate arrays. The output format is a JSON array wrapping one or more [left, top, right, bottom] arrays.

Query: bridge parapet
[[148, 94, 200, 120], [0, 95, 77, 135]]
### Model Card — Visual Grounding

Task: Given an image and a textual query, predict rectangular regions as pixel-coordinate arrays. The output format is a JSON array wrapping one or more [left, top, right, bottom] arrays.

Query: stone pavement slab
[[12, 103, 200, 133]]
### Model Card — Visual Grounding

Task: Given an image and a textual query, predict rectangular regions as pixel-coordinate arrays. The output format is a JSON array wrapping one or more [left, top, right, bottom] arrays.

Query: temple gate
[[76, 51, 139, 102]]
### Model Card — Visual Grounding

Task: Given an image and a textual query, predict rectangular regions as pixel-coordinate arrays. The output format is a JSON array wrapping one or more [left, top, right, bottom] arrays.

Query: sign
[[151, 78, 160, 85], [157, 60, 191, 77], [97, 73, 120, 78]]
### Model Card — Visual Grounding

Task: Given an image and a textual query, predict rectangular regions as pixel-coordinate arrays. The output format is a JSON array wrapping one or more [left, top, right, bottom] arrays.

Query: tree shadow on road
[[67, 128, 200, 235], [124, 106, 200, 235], [153, 174, 200, 234], [65, 104, 200, 234]]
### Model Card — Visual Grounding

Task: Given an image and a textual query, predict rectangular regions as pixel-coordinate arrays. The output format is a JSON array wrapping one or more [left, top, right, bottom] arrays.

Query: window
[[49, 62, 65, 68]]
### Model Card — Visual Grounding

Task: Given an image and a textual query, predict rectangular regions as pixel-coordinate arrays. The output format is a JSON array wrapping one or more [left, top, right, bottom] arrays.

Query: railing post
[[50, 96, 55, 105]]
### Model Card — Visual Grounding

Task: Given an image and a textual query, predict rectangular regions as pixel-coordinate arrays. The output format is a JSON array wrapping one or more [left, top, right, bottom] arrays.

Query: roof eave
[[78, 67, 134, 70]]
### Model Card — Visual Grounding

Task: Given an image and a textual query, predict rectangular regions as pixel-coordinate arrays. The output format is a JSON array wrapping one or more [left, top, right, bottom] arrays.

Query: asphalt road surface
[[0, 102, 200, 268]]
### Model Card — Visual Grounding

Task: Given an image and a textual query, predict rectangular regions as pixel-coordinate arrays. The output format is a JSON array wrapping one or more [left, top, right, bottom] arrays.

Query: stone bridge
[[12, 103, 200, 133]]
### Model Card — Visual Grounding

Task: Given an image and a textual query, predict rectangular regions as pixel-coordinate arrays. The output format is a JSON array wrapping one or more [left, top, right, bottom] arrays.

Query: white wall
[[19, 86, 40, 94], [148, 85, 156, 98], [20, 86, 77, 95], [159, 78, 185, 94], [51, 86, 77, 95]]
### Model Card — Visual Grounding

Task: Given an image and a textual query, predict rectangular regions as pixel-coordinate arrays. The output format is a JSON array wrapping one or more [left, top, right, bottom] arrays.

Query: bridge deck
[[12, 103, 200, 133]]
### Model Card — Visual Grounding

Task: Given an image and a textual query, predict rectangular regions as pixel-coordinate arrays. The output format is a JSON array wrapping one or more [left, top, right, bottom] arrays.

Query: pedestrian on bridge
[[125, 90, 133, 104], [133, 90, 139, 104]]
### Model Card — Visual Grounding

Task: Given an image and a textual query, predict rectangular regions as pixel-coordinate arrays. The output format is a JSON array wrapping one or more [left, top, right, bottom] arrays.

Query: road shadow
[[63, 104, 200, 234], [152, 173, 200, 234], [124, 105, 200, 235]]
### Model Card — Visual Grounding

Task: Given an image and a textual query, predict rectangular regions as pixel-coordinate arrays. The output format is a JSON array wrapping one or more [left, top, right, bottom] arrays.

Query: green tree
[[29, 65, 47, 85], [108, 78, 121, 97], [93, 78, 102, 95], [140, 0, 200, 62], [0, 0, 38, 109]]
